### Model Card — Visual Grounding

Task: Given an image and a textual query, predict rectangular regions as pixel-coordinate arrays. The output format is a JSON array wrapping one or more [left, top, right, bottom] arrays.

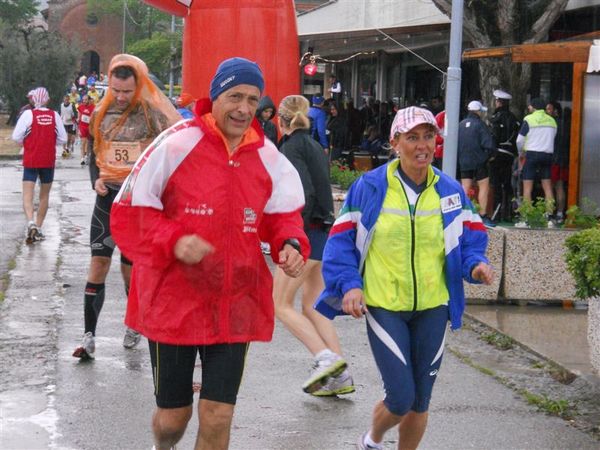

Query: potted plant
[[564, 226, 600, 374]]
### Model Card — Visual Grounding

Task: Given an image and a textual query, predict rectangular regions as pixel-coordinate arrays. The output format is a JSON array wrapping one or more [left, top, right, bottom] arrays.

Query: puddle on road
[[466, 303, 592, 374]]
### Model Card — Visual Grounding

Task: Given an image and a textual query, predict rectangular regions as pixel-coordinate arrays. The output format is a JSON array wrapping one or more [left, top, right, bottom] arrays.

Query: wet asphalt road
[[0, 155, 598, 449]]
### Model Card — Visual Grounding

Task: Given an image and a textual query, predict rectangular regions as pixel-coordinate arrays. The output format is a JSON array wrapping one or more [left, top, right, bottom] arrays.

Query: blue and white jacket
[[314, 163, 489, 330]]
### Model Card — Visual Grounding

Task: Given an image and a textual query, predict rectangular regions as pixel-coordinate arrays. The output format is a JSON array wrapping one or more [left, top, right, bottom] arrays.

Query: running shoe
[[25, 222, 39, 244], [80, 158, 86, 166], [357, 432, 383, 450], [311, 370, 355, 397], [302, 352, 347, 394], [123, 328, 142, 349], [72, 331, 95, 360], [35, 230, 45, 241]]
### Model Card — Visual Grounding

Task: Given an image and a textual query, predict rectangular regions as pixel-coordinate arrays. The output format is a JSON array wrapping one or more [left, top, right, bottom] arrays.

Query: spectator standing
[[326, 102, 349, 160], [12, 87, 67, 243], [110, 56, 308, 450], [489, 89, 520, 222], [315, 106, 492, 450], [516, 97, 557, 209], [346, 99, 364, 146], [255, 95, 278, 144], [546, 101, 570, 222], [87, 84, 101, 104], [458, 100, 497, 226], [68, 86, 81, 105], [328, 74, 342, 108], [308, 95, 329, 150]]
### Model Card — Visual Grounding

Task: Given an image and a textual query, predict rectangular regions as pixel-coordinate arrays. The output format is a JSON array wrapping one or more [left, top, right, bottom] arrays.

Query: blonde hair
[[278, 95, 310, 131]]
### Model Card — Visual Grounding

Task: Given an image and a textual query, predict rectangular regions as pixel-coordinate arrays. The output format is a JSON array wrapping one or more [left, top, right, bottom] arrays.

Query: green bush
[[330, 161, 363, 190], [566, 198, 600, 229], [564, 226, 600, 300], [516, 198, 554, 228]]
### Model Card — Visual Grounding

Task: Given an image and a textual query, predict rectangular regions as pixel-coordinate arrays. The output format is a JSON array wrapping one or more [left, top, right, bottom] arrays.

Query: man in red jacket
[[111, 57, 309, 450], [12, 87, 67, 243]]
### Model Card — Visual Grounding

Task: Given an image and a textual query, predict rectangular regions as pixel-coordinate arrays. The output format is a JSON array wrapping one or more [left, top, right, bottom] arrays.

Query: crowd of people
[[11, 55, 499, 450]]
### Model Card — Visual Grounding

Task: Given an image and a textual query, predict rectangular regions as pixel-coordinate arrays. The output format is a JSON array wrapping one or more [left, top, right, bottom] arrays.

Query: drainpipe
[[442, 0, 464, 179]]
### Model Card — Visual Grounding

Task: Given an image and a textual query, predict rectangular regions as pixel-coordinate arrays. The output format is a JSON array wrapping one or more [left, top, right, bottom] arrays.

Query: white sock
[[314, 348, 335, 360], [364, 431, 381, 448]]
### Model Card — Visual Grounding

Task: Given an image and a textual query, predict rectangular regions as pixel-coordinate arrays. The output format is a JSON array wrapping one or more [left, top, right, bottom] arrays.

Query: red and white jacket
[[110, 99, 309, 345]]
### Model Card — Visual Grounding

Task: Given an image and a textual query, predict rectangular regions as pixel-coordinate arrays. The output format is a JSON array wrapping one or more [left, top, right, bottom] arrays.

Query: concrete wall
[[589, 299, 600, 374]]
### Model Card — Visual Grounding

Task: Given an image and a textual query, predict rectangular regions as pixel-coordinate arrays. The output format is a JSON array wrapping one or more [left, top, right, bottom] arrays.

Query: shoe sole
[[302, 359, 347, 394], [123, 337, 141, 349], [311, 385, 356, 397]]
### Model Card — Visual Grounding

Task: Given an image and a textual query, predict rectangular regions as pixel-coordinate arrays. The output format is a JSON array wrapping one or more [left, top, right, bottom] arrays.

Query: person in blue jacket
[[308, 95, 329, 149], [315, 106, 494, 450]]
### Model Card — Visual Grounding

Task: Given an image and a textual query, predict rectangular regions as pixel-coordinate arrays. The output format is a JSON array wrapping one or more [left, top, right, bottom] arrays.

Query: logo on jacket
[[441, 193, 462, 213], [243, 208, 257, 224], [184, 203, 214, 216]]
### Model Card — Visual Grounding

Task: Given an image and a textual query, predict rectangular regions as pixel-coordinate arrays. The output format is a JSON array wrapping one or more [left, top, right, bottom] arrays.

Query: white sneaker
[[72, 331, 95, 359], [25, 221, 39, 244], [123, 328, 142, 349], [302, 352, 347, 394], [357, 432, 383, 450], [311, 369, 355, 397]]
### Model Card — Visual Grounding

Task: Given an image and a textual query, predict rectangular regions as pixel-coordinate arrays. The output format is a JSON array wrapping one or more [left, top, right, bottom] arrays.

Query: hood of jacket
[[256, 96, 276, 120]]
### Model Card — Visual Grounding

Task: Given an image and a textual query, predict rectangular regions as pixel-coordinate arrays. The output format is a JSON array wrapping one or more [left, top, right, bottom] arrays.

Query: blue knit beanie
[[209, 57, 264, 101]]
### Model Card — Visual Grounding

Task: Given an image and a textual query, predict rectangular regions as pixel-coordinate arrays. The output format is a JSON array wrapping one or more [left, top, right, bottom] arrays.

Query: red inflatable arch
[[143, 0, 299, 107]]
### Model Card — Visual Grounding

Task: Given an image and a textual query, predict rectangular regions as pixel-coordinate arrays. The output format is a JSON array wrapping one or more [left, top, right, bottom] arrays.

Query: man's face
[[212, 84, 260, 145], [110, 75, 136, 110], [63, 96, 70, 105]]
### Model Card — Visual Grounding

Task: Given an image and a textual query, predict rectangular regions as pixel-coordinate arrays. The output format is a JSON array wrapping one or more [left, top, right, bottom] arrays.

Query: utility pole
[[168, 15, 176, 98], [442, 0, 464, 179]]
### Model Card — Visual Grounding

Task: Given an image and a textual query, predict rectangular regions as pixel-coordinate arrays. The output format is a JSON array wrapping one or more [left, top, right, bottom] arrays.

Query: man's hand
[[472, 262, 494, 285], [174, 235, 214, 265], [94, 178, 108, 196], [278, 244, 304, 277], [342, 288, 366, 318]]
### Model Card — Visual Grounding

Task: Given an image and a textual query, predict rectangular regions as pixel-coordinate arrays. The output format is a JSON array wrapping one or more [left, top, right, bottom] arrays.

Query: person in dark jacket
[[326, 102, 349, 161], [458, 100, 496, 226], [274, 94, 355, 397], [546, 101, 570, 222], [489, 89, 520, 222], [255, 95, 278, 145]]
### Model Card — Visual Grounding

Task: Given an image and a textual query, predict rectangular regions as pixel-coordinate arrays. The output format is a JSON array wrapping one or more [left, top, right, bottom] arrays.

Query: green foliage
[[127, 33, 180, 82], [564, 226, 600, 300], [330, 161, 363, 190], [0, 22, 79, 122], [0, 0, 39, 26], [516, 197, 554, 228], [520, 390, 574, 418], [480, 331, 515, 350], [566, 198, 600, 229]]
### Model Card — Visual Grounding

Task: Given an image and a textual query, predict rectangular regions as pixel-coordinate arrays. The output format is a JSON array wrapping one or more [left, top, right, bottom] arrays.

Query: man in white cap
[[489, 89, 520, 222], [12, 87, 67, 243], [457, 100, 496, 227], [110, 56, 308, 450]]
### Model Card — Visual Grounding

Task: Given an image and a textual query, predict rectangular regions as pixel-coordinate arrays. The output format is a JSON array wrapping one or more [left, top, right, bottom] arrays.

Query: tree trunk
[[478, 58, 530, 119]]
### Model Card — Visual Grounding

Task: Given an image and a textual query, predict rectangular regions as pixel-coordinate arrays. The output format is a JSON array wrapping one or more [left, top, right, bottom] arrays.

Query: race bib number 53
[[105, 141, 142, 166]]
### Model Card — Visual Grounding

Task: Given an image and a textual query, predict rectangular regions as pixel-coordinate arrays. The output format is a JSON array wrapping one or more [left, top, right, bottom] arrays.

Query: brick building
[[47, 0, 123, 76]]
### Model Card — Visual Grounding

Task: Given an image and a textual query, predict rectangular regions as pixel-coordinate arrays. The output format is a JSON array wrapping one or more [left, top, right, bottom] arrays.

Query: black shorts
[[148, 340, 249, 408], [460, 164, 489, 181], [522, 151, 552, 181], [307, 227, 328, 261], [64, 124, 76, 135], [90, 187, 131, 264], [23, 167, 54, 184]]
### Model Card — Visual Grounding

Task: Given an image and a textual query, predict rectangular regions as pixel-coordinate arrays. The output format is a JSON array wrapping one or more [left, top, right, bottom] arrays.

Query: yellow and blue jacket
[[315, 159, 488, 330]]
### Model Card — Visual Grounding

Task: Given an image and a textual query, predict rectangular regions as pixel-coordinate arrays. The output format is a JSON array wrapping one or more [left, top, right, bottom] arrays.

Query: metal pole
[[168, 15, 176, 98], [442, 0, 464, 179], [122, 1, 126, 53]]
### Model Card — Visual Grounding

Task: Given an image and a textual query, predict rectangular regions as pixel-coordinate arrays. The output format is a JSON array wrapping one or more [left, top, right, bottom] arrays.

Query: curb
[[463, 311, 584, 380], [0, 155, 22, 161]]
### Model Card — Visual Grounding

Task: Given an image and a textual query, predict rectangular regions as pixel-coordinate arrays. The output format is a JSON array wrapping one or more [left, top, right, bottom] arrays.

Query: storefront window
[[358, 56, 377, 104]]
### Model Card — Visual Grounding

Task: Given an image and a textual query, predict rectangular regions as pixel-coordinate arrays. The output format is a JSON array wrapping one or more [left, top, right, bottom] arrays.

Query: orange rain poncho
[[92, 54, 181, 184]]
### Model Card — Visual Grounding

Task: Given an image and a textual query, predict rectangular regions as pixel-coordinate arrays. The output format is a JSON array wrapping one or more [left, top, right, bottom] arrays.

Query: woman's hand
[[472, 262, 494, 285], [342, 288, 366, 318]]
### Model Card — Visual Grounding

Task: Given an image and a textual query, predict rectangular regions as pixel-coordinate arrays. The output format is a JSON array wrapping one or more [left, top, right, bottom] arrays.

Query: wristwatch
[[283, 238, 301, 253]]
